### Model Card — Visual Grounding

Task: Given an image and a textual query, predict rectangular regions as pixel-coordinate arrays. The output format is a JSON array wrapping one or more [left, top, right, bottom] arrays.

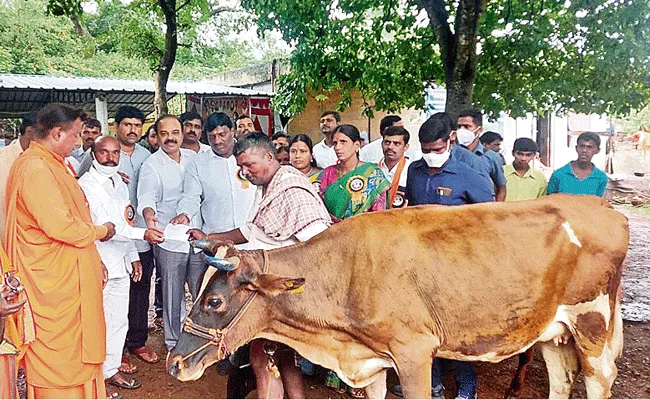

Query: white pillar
[[94, 93, 109, 135]]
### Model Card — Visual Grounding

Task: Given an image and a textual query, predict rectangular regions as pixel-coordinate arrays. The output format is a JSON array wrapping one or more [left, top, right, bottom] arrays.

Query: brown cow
[[167, 194, 627, 399]]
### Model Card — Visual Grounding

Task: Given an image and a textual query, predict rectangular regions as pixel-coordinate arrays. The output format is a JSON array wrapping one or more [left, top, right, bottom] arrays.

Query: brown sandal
[[131, 346, 160, 364], [119, 356, 137, 374]]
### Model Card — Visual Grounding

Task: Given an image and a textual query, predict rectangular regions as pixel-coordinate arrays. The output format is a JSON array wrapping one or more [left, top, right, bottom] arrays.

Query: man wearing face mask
[[402, 112, 493, 400], [78, 136, 165, 395], [406, 112, 494, 206], [457, 110, 507, 201]]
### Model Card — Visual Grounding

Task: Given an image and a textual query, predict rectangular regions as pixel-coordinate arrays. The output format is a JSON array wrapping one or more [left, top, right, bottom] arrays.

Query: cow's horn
[[202, 254, 240, 272], [190, 239, 214, 253]]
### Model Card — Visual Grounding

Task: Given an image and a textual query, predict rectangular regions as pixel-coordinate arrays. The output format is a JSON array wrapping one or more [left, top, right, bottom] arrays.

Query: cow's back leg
[[538, 341, 580, 399], [572, 299, 623, 399], [364, 369, 387, 399]]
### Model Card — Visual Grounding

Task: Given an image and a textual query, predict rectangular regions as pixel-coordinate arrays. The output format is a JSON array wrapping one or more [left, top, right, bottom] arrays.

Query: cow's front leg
[[250, 339, 284, 398], [396, 358, 433, 399], [364, 369, 387, 399]]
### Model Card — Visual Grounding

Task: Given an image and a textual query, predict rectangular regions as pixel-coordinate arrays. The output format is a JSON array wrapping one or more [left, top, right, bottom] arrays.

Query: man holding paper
[[78, 136, 164, 394], [137, 115, 202, 351]]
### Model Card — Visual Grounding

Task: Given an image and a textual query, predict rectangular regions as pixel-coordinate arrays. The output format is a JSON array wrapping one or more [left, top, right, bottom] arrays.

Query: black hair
[[153, 114, 182, 134], [333, 124, 361, 142], [513, 138, 538, 153], [204, 112, 233, 132], [180, 111, 203, 124], [577, 132, 601, 148], [34, 103, 87, 140], [82, 117, 102, 130], [382, 125, 410, 144], [233, 131, 277, 158], [271, 132, 289, 141], [289, 134, 317, 168], [380, 115, 402, 135], [235, 114, 252, 123], [114, 106, 145, 125], [277, 145, 290, 154], [458, 109, 483, 127], [480, 131, 503, 145], [20, 110, 39, 135], [320, 110, 341, 122], [418, 112, 455, 143]]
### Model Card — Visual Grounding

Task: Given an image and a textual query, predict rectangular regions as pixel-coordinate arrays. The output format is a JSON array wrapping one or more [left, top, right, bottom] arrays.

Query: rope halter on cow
[[179, 250, 270, 364]]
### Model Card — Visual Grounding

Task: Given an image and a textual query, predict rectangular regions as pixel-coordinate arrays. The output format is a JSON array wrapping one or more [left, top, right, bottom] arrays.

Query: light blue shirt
[[547, 162, 608, 197]]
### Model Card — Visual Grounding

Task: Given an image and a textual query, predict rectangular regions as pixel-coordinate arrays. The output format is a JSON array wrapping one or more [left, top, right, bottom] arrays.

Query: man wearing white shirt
[[378, 125, 412, 209], [78, 136, 164, 392], [189, 132, 331, 399], [173, 112, 255, 246], [137, 115, 202, 351], [180, 111, 211, 154], [70, 118, 102, 162], [312, 110, 340, 168], [77, 107, 159, 368]]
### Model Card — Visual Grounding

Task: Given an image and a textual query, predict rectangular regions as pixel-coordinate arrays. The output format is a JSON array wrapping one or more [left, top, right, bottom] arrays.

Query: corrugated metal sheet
[[0, 73, 273, 118], [0, 74, 273, 96]]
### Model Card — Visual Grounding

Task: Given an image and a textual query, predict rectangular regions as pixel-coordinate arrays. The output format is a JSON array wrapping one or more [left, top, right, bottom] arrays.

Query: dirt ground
[[120, 206, 650, 399]]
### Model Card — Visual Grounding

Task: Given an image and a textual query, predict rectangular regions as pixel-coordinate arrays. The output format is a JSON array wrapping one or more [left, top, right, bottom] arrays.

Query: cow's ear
[[245, 273, 305, 296]]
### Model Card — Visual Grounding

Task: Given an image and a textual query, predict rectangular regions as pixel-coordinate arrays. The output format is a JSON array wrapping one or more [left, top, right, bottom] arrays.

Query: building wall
[[287, 89, 424, 148]]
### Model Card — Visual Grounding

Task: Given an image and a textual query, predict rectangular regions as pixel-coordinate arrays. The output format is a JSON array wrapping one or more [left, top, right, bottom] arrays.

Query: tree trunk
[[69, 12, 90, 38], [445, 0, 484, 119], [419, 0, 485, 119], [154, 0, 178, 116]]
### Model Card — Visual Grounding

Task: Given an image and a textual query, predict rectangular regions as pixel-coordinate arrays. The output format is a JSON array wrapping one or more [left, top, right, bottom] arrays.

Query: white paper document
[[164, 224, 191, 243]]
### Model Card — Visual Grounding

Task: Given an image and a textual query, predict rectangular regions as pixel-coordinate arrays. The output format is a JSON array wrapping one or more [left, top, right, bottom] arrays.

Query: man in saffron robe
[[4, 103, 116, 398]]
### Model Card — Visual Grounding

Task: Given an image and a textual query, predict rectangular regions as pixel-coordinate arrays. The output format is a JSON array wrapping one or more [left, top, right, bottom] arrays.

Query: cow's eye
[[208, 298, 222, 308]]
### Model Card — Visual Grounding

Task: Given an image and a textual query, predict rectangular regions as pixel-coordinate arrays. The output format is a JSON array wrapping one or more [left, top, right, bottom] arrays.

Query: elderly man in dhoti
[[78, 135, 165, 396]]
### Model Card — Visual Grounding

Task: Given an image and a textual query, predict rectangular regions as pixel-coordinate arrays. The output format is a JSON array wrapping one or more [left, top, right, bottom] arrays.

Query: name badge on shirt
[[437, 187, 452, 196], [237, 169, 250, 190], [124, 204, 136, 227]]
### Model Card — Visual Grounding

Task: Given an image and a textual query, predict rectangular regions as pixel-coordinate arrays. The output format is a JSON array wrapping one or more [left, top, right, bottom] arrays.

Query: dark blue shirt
[[405, 156, 495, 206], [473, 143, 507, 187], [451, 145, 491, 177]]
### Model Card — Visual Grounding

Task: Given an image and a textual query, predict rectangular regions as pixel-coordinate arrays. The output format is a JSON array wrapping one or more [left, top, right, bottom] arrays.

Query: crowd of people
[[0, 103, 608, 399]]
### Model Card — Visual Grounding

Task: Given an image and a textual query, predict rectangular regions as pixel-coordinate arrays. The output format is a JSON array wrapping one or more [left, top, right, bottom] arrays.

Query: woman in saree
[[289, 134, 322, 189], [319, 124, 390, 223], [318, 124, 389, 397]]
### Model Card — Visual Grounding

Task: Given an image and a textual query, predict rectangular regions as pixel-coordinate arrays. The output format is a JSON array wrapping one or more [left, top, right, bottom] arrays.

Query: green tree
[[49, 0, 248, 114], [244, 0, 650, 118]]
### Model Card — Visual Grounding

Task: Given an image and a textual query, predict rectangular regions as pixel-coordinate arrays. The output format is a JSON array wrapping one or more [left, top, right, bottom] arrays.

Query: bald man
[[78, 136, 164, 395]]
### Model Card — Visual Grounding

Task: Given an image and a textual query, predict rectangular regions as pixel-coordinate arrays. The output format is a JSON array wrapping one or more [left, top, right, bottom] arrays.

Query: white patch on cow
[[360, 357, 393, 374], [562, 221, 582, 248]]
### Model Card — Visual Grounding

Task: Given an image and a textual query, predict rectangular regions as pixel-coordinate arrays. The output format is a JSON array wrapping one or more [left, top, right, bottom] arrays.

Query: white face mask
[[422, 141, 451, 168], [92, 159, 119, 178], [456, 127, 480, 147]]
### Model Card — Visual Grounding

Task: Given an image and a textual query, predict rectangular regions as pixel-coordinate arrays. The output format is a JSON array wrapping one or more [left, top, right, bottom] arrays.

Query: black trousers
[[125, 248, 155, 351]]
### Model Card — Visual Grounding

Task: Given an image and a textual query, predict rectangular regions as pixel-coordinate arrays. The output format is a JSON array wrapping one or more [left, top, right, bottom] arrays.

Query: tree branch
[[176, 0, 191, 13], [211, 6, 241, 17]]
